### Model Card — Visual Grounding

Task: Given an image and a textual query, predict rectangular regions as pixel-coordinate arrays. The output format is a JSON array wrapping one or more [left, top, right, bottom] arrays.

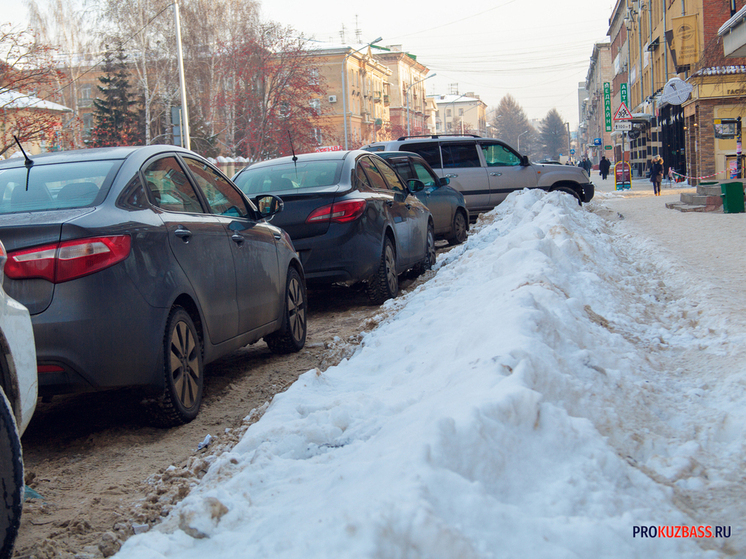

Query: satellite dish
[[660, 77, 693, 105]]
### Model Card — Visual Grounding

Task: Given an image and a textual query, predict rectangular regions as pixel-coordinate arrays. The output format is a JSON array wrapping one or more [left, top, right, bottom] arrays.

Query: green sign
[[620, 82, 628, 106], [605, 145, 613, 150], [604, 82, 612, 132]]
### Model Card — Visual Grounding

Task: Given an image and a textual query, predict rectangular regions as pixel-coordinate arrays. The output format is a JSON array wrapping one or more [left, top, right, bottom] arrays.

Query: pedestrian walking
[[599, 156, 611, 180], [650, 156, 664, 196]]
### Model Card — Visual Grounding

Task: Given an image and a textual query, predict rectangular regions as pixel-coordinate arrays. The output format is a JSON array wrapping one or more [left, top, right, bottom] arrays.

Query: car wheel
[[0, 388, 23, 559], [146, 307, 203, 427], [447, 210, 468, 245], [366, 237, 398, 305], [265, 267, 307, 354], [413, 222, 436, 276]]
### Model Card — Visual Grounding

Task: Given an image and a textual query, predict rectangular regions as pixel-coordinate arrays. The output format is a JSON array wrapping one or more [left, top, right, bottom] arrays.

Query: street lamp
[[517, 130, 530, 152], [173, 0, 190, 150], [342, 37, 382, 150], [406, 73, 436, 136]]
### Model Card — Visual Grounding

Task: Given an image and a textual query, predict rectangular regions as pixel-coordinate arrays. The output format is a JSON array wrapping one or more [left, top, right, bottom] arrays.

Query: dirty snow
[[113, 182, 745, 558]]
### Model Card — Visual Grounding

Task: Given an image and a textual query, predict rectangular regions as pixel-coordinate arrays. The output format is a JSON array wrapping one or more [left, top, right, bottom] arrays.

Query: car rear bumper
[[293, 222, 382, 284], [32, 269, 167, 396]]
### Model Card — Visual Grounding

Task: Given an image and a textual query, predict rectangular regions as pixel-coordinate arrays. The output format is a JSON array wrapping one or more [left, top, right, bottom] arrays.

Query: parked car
[[232, 150, 435, 304], [363, 135, 594, 219], [0, 145, 306, 427], [375, 151, 468, 245], [0, 239, 37, 559]]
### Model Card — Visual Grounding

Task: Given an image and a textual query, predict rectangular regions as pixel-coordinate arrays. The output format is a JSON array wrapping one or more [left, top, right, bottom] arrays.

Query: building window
[[446, 109, 451, 117]]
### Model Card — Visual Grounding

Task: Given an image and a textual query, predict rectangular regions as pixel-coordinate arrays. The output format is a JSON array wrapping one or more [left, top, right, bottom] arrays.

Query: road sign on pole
[[613, 102, 632, 121], [620, 83, 628, 106], [615, 122, 632, 131], [604, 82, 612, 132]]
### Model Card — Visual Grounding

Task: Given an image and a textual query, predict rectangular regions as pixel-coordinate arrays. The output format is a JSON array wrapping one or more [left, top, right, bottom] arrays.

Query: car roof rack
[[395, 134, 482, 141]]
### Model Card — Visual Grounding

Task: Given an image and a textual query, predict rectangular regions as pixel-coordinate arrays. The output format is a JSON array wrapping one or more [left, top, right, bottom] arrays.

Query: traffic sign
[[613, 102, 632, 121], [615, 122, 632, 131]]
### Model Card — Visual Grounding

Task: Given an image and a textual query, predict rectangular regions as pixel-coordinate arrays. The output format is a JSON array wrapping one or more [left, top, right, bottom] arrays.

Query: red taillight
[[306, 200, 367, 224], [5, 235, 131, 284]]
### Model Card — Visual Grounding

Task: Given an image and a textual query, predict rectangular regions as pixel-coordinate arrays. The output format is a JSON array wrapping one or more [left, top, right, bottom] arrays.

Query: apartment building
[[430, 93, 488, 137], [605, 0, 746, 181], [371, 45, 434, 138], [579, 42, 614, 165]]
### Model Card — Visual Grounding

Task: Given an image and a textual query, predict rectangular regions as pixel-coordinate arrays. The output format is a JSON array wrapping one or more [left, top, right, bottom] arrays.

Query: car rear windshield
[[0, 160, 121, 214], [234, 160, 343, 195]]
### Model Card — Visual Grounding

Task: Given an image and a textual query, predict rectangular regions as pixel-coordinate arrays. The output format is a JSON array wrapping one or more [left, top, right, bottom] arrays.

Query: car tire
[[413, 222, 436, 276], [0, 388, 23, 559], [265, 267, 307, 354], [145, 307, 203, 427], [366, 237, 398, 305], [555, 186, 582, 205], [447, 210, 468, 245]]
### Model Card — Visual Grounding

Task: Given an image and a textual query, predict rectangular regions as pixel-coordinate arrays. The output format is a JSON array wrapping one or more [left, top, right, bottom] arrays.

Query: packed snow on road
[[114, 189, 744, 558]]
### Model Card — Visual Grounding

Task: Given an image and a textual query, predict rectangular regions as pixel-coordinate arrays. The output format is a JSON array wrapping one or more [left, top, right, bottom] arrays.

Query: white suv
[[0, 239, 37, 558], [364, 135, 594, 218]]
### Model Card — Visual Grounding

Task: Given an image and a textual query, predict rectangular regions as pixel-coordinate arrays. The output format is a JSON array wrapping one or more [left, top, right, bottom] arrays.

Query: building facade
[[579, 42, 614, 165], [430, 93, 487, 137]]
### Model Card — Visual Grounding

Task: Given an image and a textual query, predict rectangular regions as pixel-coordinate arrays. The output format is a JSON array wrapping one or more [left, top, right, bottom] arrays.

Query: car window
[[0, 160, 119, 214], [481, 142, 522, 167], [386, 159, 414, 181], [372, 158, 407, 192], [182, 157, 250, 218], [401, 142, 441, 169], [142, 156, 204, 213], [441, 142, 481, 168], [411, 161, 438, 187], [234, 160, 342, 194], [354, 163, 373, 190], [358, 157, 389, 190]]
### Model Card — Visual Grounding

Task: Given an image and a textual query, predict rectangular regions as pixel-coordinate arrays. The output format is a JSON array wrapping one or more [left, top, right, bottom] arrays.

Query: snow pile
[[115, 190, 728, 558]]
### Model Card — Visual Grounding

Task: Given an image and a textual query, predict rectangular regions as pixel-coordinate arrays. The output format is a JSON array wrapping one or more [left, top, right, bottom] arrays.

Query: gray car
[[364, 135, 594, 219], [375, 151, 468, 245], [0, 146, 307, 426]]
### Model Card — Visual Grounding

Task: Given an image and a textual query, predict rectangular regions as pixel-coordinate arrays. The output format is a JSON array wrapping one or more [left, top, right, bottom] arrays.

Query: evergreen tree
[[539, 108, 568, 159], [490, 94, 534, 153], [91, 43, 140, 146]]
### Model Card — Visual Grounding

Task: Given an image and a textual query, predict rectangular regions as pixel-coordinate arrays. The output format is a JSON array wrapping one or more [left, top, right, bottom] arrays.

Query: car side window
[[372, 158, 407, 192], [182, 157, 250, 218], [387, 159, 414, 181], [481, 143, 521, 167], [411, 161, 437, 188], [354, 164, 373, 190], [441, 142, 481, 168], [402, 142, 441, 169], [358, 157, 389, 190], [143, 156, 204, 213]]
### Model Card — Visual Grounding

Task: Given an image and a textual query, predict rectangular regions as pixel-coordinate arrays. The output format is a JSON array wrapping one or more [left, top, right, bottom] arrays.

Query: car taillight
[[5, 235, 131, 284], [306, 200, 367, 224]]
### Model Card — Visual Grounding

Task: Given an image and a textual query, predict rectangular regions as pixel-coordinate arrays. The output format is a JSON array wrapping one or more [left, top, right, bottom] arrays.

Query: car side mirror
[[439, 177, 450, 186], [521, 155, 530, 166], [407, 179, 426, 193], [253, 194, 284, 219]]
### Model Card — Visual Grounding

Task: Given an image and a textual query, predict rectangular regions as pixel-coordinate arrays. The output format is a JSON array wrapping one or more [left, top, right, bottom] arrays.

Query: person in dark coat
[[599, 156, 611, 180], [650, 155, 664, 196]]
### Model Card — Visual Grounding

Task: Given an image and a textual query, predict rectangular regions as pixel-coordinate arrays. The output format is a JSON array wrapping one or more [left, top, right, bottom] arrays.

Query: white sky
[[1, 0, 614, 127]]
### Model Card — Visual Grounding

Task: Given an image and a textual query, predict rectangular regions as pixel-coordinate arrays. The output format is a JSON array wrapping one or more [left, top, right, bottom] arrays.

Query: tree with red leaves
[[0, 25, 66, 158], [220, 22, 332, 160]]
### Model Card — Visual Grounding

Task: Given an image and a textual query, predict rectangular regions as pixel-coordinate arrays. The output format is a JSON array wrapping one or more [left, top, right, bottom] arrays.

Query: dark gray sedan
[[233, 150, 434, 304], [376, 151, 469, 245], [0, 146, 306, 426]]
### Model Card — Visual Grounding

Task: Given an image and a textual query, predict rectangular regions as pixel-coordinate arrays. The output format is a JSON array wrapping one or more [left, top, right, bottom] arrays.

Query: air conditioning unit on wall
[[328, 95, 337, 103]]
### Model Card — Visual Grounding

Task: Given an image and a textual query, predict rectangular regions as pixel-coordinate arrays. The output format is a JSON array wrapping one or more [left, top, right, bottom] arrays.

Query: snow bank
[[115, 190, 720, 558]]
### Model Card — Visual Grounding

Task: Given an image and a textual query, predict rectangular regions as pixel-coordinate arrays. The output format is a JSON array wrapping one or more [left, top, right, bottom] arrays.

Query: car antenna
[[13, 135, 33, 191], [287, 131, 298, 175]]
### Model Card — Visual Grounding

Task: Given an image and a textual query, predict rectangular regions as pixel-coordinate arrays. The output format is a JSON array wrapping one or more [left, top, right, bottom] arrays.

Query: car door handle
[[273, 233, 282, 240], [490, 172, 503, 177], [445, 173, 458, 178], [174, 227, 192, 240], [386, 200, 394, 207], [405, 203, 412, 209], [231, 233, 244, 244]]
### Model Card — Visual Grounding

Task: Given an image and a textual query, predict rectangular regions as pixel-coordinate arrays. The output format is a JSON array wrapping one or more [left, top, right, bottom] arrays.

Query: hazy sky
[[2, 0, 615, 127]]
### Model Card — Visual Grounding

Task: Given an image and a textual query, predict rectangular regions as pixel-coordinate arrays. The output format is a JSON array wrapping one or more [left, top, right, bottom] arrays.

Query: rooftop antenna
[[355, 15, 362, 43], [287, 131, 298, 174], [339, 24, 346, 44], [12, 135, 33, 192]]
